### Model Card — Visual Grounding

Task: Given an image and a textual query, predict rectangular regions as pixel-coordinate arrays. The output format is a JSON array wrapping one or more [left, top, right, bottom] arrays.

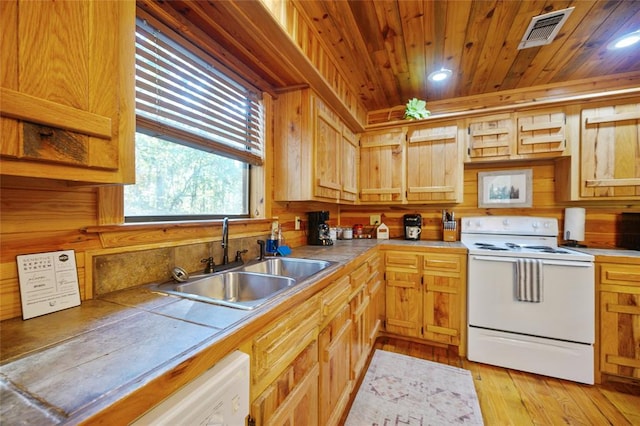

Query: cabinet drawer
[[385, 252, 420, 270], [350, 263, 369, 291], [599, 263, 640, 288], [252, 295, 320, 387], [320, 275, 351, 325], [423, 253, 461, 273]]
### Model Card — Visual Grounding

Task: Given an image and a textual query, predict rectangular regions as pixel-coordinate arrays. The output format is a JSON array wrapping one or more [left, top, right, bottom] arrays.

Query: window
[[125, 14, 264, 222]]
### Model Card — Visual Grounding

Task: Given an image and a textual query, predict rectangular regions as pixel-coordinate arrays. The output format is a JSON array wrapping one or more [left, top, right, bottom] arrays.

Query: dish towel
[[516, 258, 543, 302]]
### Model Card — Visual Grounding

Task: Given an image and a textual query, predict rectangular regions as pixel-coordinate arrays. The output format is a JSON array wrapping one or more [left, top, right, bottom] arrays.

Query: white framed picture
[[478, 169, 532, 208]]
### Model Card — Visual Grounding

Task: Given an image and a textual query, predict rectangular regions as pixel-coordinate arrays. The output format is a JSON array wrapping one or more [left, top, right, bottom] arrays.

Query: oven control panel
[[462, 216, 558, 236]]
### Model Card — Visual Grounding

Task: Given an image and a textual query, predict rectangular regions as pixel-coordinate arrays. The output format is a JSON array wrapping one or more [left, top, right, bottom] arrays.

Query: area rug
[[345, 350, 484, 425]]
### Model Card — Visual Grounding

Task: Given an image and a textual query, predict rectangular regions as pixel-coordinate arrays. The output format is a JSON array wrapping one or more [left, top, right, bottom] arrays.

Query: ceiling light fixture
[[607, 30, 640, 50], [428, 68, 452, 82]]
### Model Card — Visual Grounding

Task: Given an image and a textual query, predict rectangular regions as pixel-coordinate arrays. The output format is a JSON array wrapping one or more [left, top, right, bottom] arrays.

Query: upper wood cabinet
[[466, 113, 513, 162], [273, 89, 358, 204], [466, 109, 568, 163], [359, 127, 406, 203], [406, 121, 463, 203], [580, 102, 640, 199], [341, 126, 359, 203], [516, 109, 567, 157], [0, 0, 135, 184]]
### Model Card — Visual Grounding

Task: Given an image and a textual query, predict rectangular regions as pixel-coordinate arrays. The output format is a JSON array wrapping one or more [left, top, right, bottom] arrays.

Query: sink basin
[[151, 257, 335, 310], [153, 271, 296, 310], [239, 257, 332, 280]]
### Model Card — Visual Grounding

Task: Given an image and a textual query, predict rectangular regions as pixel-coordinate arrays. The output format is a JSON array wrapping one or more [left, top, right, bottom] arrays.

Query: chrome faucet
[[222, 217, 229, 265]]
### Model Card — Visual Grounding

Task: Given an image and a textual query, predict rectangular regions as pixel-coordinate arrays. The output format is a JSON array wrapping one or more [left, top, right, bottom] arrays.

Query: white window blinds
[[135, 17, 264, 165]]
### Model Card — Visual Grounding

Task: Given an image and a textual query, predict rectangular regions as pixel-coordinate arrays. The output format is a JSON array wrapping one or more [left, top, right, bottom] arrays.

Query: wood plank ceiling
[[143, 0, 640, 113], [296, 0, 640, 111]]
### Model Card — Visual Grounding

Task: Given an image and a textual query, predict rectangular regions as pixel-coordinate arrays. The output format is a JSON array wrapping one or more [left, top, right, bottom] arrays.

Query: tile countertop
[[0, 239, 463, 425], [2, 239, 633, 424]]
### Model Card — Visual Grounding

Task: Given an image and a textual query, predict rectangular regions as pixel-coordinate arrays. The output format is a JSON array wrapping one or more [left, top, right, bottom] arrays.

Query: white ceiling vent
[[518, 7, 575, 50]]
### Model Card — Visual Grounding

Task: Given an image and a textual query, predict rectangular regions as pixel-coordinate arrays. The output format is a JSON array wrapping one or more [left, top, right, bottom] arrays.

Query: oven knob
[[502, 219, 510, 226], [532, 222, 539, 229], [543, 222, 550, 228]]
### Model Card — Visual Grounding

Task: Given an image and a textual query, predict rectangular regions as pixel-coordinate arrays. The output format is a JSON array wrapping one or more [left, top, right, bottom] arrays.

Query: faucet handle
[[257, 240, 266, 261], [201, 257, 215, 274], [235, 249, 248, 263]]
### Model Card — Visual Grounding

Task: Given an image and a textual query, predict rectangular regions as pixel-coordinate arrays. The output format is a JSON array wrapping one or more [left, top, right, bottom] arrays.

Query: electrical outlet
[[295, 216, 301, 230], [370, 214, 381, 225]]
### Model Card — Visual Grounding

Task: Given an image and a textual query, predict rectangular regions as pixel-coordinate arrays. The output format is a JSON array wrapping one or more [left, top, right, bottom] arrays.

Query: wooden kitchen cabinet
[[465, 113, 513, 162], [384, 249, 467, 355], [516, 108, 567, 158], [384, 251, 422, 337], [406, 121, 463, 203], [580, 102, 640, 199], [359, 127, 406, 203], [0, 0, 135, 184], [422, 252, 467, 356], [246, 294, 320, 398], [273, 89, 358, 204], [341, 126, 359, 203], [318, 304, 352, 426], [251, 341, 319, 426], [598, 260, 640, 382]]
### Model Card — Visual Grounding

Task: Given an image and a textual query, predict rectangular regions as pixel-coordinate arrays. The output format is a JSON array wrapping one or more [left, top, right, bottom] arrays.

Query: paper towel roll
[[564, 207, 585, 242]]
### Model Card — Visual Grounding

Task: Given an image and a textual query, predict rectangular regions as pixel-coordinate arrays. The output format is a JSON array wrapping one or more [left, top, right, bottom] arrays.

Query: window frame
[[123, 11, 265, 223]]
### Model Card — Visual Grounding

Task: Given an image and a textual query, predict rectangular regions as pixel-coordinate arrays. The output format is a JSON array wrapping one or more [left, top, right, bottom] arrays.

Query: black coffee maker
[[403, 214, 422, 240], [308, 211, 333, 246]]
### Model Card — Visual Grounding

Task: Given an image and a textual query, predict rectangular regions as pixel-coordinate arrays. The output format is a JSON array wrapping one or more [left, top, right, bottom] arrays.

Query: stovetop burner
[[462, 216, 594, 261]]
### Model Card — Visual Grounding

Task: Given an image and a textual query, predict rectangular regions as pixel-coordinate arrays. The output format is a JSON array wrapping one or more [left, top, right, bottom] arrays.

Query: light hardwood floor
[[344, 337, 640, 425]]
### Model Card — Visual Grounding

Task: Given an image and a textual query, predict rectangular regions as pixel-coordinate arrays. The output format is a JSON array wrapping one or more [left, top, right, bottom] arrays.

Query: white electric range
[[461, 216, 595, 384]]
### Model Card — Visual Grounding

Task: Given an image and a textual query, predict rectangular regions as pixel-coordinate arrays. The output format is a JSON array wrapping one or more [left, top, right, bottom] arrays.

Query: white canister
[[329, 227, 337, 241], [376, 223, 389, 239], [342, 227, 353, 239]]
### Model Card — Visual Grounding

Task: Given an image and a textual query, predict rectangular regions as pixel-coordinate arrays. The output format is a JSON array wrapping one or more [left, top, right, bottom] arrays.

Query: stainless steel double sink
[[151, 257, 335, 310]]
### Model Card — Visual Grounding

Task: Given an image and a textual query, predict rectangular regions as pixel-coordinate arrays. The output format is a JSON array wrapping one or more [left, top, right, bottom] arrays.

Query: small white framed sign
[[17, 250, 81, 320]]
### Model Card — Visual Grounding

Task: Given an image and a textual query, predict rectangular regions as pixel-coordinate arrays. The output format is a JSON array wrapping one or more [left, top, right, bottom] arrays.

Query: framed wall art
[[478, 169, 532, 208]]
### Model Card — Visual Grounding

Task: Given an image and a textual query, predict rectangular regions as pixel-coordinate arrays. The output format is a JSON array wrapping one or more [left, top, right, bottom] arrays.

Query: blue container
[[266, 238, 278, 255]]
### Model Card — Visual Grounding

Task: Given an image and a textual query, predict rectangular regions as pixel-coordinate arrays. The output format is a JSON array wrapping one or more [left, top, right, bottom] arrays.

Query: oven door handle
[[471, 255, 593, 267]]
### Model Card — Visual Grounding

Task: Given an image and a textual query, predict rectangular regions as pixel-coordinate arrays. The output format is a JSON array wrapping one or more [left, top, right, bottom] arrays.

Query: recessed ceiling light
[[428, 68, 452, 82], [607, 30, 640, 50]]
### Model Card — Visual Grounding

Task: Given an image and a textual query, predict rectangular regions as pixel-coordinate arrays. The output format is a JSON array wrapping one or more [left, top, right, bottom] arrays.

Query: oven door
[[468, 254, 594, 344]]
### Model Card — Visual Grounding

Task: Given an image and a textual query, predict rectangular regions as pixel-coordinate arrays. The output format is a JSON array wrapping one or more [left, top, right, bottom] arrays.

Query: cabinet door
[[466, 113, 513, 161], [517, 109, 567, 157], [319, 304, 352, 426], [581, 103, 640, 199], [406, 122, 462, 203], [340, 126, 358, 203], [359, 128, 405, 203], [251, 341, 319, 426], [422, 254, 462, 347], [599, 263, 640, 380], [0, 0, 134, 184], [350, 285, 370, 381], [314, 106, 342, 201], [384, 251, 421, 337]]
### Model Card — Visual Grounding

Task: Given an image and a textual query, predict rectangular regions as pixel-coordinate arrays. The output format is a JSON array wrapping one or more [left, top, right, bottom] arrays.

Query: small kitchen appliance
[[461, 216, 595, 384], [307, 211, 333, 246], [403, 214, 422, 240]]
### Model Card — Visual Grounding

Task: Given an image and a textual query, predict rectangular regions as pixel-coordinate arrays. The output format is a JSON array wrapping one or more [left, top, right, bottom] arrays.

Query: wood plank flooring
[[345, 337, 640, 425]]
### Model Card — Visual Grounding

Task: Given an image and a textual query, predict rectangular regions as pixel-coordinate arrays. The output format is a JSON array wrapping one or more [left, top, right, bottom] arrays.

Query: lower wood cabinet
[[384, 249, 467, 355], [245, 251, 385, 425], [319, 304, 353, 426], [251, 341, 319, 426], [598, 260, 640, 382]]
